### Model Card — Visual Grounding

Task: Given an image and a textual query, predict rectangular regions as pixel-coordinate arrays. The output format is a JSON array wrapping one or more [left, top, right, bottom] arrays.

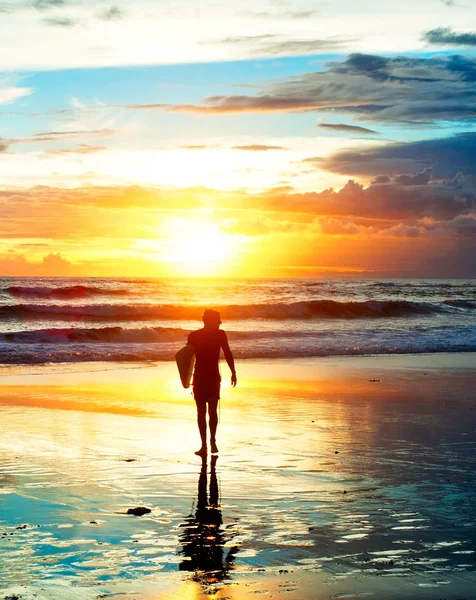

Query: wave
[[0, 326, 332, 345], [371, 281, 468, 289], [5, 285, 130, 299], [1, 326, 188, 344], [1, 336, 475, 364], [443, 299, 476, 309], [0, 299, 472, 321]]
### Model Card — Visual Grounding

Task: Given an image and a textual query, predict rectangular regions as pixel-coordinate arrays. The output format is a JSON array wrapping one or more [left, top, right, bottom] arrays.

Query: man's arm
[[221, 331, 237, 387]]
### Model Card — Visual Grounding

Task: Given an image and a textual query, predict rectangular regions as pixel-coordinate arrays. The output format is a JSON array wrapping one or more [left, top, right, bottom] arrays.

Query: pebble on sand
[[127, 507, 151, 516]]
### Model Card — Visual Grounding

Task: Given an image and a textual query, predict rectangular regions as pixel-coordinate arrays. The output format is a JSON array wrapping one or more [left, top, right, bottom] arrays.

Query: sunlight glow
[[161, 217, 239, 276]]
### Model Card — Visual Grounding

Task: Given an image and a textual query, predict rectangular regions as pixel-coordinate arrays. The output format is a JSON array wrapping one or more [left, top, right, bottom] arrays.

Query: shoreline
[[0, 351, 475, 385]]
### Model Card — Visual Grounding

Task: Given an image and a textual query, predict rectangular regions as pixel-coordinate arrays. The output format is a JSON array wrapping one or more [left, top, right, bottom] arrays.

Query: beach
[[1, 354, 475, 599]]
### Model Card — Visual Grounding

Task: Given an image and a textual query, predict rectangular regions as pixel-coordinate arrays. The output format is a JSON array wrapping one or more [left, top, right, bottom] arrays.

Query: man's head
[[203, 309, 222, 329]]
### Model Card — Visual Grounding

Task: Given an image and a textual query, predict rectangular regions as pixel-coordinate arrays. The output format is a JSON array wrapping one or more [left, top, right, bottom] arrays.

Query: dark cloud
[[320, 132, 476, 179], [446, 213, 476, 235], [371, 174, 392, 184], [99, 5, 124, 21], [170, 53, 476, 124], [232, 144, 286, 151], [445, 172, 467, 187], [318, 123, 378, 134], [0, 138, 9, 152], [252, 177, 476, 225], [394, 167, 433, 186], [423, 27, 476, 46], [43, 16, 78, 27], [371, 168, 435, 187]]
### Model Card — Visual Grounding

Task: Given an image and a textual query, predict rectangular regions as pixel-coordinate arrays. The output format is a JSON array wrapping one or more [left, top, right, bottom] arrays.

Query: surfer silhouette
[[187, 309, 236, 456]]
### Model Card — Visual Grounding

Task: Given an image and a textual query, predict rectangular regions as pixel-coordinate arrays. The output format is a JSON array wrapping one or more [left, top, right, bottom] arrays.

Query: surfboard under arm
[[175, 344, 196, 389]]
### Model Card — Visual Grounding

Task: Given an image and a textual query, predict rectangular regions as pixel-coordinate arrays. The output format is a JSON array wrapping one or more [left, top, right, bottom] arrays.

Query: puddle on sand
[[1, 374, 476, 597]]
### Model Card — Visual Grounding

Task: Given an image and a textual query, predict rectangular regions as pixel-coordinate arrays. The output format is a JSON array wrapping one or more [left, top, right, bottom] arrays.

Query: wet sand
[[0, 354, 475, 599]]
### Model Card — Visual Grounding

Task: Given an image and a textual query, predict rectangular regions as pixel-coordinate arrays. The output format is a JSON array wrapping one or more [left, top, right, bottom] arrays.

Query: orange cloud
[[0, 178, 475, 277]]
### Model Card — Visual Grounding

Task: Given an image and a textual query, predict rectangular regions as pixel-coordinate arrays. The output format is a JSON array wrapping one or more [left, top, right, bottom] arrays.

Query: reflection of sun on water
[[162, 217, 238, 276]]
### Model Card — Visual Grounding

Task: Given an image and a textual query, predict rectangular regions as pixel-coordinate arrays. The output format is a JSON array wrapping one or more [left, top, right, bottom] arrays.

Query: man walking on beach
[[187, 309, 237, 456]]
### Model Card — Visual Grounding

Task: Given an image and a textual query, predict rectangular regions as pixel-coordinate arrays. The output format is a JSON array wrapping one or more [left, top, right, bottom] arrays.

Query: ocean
[[0, 277, 475, 365]]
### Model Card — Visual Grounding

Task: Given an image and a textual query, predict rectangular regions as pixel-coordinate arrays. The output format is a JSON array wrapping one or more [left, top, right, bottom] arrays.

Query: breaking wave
[[0, 299, 472, 321], [4, 285, 130, 299], [0, 326, 331, 345]]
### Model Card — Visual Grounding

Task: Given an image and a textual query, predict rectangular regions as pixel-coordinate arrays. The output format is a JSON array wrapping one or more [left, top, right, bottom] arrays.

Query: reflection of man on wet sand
[[187, 309, 237, 456], [178, 455, 238, 585]]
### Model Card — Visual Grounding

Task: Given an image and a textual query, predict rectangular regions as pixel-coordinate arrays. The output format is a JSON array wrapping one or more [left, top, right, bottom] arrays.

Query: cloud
[[0, 85, 33, 104], [211, 34, 348, 56], [445, 213, 476, 236], [33, 0, 67, 9], [249, 177, 476, 223], [248, 39, 347, 55], [71, 96, 85, 109], [318, 217, 364, 235], [232, 144, 286, 151], [46, 144, 106, 155], [371, 174, 391, 184], [0, 138, 9, 152], [423, 27, 476, 46], [316, 217, 426, 238], [318, 123, 378, 135], [242, 10, 317, 21], [320, 132, 476, 179], [0, 185, 206, 212], [1, 181, 476, 277], [29, 128, 117, 142], [99, 5, 124, 21], [378, 223, 423, 237], [370, 168, 437, 187], [43, 16, 79, 27], [41, 252, 75, 272], [180, 145, 219, 150], [393, 167, 433, 186], [0, 252, 79, 276], [170, 53, 476, 124], [125, 103, 170, 111]]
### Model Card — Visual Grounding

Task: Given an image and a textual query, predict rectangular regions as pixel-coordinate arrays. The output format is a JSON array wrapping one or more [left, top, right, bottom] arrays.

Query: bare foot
[[210, 441, 219, 454], [195, 447, 207, 457]]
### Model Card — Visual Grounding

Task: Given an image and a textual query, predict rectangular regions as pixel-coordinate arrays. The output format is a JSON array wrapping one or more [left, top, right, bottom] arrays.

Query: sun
[[161, 217, 238, 276]]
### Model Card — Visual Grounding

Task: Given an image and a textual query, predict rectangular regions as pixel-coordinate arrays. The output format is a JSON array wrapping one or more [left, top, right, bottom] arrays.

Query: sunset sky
[[1, 0, 476, 277]]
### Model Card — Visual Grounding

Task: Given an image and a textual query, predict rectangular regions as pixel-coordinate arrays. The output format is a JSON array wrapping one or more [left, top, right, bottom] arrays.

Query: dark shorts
[[193, 375, 221, 405]]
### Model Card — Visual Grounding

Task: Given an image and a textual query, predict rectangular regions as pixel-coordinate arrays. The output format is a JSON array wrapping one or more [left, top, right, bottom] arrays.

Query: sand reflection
[[178, 455, 238, 587]]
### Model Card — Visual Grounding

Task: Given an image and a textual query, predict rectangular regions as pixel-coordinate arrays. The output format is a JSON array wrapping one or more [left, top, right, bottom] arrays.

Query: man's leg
[[208, 397, 219, 454], [195, 397, 207, 455]]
